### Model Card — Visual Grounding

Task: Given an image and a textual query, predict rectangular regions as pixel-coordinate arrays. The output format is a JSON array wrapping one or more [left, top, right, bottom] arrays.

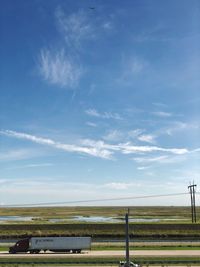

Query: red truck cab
[[9, 239, 29, 253]]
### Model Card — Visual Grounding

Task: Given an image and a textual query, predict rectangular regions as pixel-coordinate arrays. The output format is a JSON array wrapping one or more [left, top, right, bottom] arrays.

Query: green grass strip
[[1, 256, 200, 264], [92, 245, 200, 250], [2, 245, 200, 252]]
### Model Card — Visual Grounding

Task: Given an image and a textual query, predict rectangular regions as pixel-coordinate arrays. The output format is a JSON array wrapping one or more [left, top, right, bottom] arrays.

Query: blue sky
[[0, 0, 200, 206]]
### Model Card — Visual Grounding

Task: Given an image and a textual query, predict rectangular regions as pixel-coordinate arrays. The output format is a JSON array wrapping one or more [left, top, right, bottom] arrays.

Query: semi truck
[[9, 237, 91, 254]]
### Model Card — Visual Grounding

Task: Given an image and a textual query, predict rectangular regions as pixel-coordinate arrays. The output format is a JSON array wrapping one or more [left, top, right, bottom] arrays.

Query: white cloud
[[0, 149, 37, 161], [130, 59, 145, 74], [38, 8, 114, 89], [119, 56, 147, 84], [85, 109, 100, 117], [120, 143, 188, 155], [128, 129, 144, 139], [1, 130, 193, 164], [134, 154, 189, 165], [165, 121, 199, 136], [86, 122, 97, 127], [55, 7, 94, 48], [132, 24, 173, 43], [138, 134, 157, 144], [137, 166, 151, 170], [152, 111, 172, 117], [0, 130, 112, 160], [103, 182, 141, 190], [7, 163, 54, 170], [103, 182, 129, 190], [152, 102, 168, 108], [38, 49, 82, 88], [85, 109, 122, 120], [102, 21, 113, 31], [133, 155, 169, 164], [81, 139, 118, 153], [192, 148, 200, 153], [117, 56, 149, 87], [103, 130, 123, 142], [81, 139, 189, 155]]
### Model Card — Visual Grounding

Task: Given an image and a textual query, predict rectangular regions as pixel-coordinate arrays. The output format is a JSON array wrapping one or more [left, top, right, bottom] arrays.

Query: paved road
[[0, 250, 200, 257]]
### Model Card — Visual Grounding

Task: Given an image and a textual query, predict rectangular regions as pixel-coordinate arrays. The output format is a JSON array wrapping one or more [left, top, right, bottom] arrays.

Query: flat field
[[0, 206, 199, 240], [0, 206, 197, 220]]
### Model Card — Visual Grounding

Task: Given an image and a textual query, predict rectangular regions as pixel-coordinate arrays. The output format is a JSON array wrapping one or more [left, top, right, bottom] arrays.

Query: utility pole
[[120, 209, 139, 267], [125, 212, 130, 267], [188, 183, 197, 223]]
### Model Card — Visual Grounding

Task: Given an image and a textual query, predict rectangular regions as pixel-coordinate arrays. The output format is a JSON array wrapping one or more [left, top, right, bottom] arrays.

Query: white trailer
[[30, 237, 91, 253]]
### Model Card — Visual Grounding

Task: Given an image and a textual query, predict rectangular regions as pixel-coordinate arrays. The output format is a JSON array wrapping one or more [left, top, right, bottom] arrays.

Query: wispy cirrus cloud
[[163, 121, 199, 136], [86, 122, 97, 127], [0, 149, 38, 161], [132, 24, 176, 43], [38, 49, 83, 88], [38, 8, 114, 89], [55, 7, 95, 49], [55, 7, 114, 48], [120, 143, 188, 155], [129, 58, 146, 74], [133, 155, 169, 164], [138, 134, 157, 144], [192, 148, 200, 153], [119, 55, 148, 82], [81, 139, 189, 155], [133, 153, 190, 167], [103, 130, 123, 142], [0, 130, 112, 160], [116, 56, 149, 86], [128, 129, 144, 139], [152, 111, 172, 118], [7, 163, 54, 170], [137, 166, 151, 171], [85, 109, 122, 120], [128, 129, 157, 144], [38, 8, 93, 89], [1, 130, 194, 163]]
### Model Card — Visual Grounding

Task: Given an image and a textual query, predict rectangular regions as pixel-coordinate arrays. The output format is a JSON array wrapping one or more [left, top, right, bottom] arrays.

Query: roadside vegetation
[[1, 222, 200, 239]]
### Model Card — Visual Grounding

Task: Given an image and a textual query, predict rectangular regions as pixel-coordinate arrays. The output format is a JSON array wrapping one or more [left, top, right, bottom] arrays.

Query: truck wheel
[[72, 250, 79, 253]]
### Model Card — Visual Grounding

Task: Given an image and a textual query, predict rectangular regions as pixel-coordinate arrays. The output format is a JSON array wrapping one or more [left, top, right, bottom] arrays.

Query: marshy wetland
[[0, 206, 195, 223], [0, 206, 199, 239]]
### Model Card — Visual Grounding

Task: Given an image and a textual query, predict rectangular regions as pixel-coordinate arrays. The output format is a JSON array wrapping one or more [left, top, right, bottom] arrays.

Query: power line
[[1, 192, 189, 207]]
